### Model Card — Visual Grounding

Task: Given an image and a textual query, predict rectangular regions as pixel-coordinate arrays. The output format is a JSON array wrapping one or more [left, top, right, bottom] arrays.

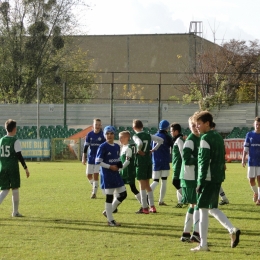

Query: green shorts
[[136, 164, 152, 180], [197, 182, 221, 209], [182, 187, 197, 204], [0, 169, 21, 190]]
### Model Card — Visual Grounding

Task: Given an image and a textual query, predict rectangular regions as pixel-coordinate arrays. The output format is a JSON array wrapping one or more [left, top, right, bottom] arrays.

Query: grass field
[[0, 162, 258, 260]]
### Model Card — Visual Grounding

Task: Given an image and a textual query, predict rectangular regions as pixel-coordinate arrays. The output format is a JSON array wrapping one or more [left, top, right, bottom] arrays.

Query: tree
[[179, 39, 260, 110], [0, 0, 94, 104]]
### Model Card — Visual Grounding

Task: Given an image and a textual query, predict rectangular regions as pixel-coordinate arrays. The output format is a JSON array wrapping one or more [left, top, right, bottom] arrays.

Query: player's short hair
[[5, 119, 16, 132], [170, 123, 181, 133], [195, 111, 214, 127], [93, 118, 101, 123], [254, 117, 260, 122], [119, 131, 131, 139], [133, 119, 143, 129], [212, 122, 216, 128]]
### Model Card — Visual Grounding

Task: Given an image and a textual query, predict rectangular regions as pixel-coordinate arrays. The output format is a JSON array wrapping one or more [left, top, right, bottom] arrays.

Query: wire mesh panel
[[51, 138, 82, 161]]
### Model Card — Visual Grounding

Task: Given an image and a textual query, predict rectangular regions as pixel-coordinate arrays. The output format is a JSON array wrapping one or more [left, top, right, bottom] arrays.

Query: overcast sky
[[76, 0, 260, 44]]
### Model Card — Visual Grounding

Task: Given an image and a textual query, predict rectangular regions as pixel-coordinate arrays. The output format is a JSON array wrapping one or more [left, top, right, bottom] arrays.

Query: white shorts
[[103, 185, 126, 195], [247, 166, 260, 178], [86, 164, 100, 175], [152, 170, 170, 179]]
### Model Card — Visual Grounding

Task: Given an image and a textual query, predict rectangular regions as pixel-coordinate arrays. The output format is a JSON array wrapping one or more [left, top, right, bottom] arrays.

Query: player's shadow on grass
[[1, 216, 185, 237]]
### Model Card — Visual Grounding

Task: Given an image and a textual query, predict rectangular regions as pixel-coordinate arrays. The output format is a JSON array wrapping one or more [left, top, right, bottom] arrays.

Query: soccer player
[[242, 117, 260, 205], [82, 118, 106, 199], [212, 122, 230, 205], [118, 131, 141, 205], [180, 115, 200, 243], [170, 123, 184, 207], [132, 119, 163, 214], [191, 111, 240, 252], [95, 126, 127, 227], [0, 119, 30, 217], [150, 120, 173, 206]]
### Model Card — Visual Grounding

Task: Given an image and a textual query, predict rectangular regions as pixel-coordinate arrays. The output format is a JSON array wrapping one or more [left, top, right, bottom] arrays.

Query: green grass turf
[[0, 162, 258, 259]]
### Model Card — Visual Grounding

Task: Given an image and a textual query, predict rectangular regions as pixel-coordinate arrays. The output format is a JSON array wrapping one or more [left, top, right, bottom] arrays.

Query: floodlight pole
[[63, 81, 67, 127], [158, 73, 162, 125], [36, 77, 41, 139], [110, 72, 114, 126], [256, 73, 259, 117]]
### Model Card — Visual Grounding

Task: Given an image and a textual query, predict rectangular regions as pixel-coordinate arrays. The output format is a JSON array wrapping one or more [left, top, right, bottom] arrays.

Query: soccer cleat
[[142, 207, 149, 214], [253, 193, 258, 202], [175, 203, 183, 208], [135, 207, 149, 214], [12, 212, 23, 217], [230, 228, 241, 248], [113, 208, 118, 213], [190, 245, 210, 251], [190, 231, 200, 243], [149, 206, 157, 213], [135, 207, 143, 214], [91, 193, 96, 199], [219, 198, 229, 205], [180, 232, 191, 242], [107, 220, 121, 227], [102, 210, 107, 218], [158, 201, 167, 206]]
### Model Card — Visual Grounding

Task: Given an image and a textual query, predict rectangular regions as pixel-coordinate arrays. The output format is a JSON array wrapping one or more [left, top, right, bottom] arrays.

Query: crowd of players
[[4, 112, 260, 251], [83, 112, 260, 251]]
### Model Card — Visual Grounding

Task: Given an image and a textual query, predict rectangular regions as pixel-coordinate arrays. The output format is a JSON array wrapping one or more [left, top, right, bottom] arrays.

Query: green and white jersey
[[133, 131, 152, 166], [0, 136, 20, 172], [180, 133, 200, 188], [172, 136, 184, 179], [120, 144, 135, 180], [197, 130, 225, 186]]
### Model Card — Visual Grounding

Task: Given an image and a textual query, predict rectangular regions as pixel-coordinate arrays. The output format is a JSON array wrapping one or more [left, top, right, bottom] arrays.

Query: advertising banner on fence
[[20, 139, 50, 158], [224, 138, 244, 161]]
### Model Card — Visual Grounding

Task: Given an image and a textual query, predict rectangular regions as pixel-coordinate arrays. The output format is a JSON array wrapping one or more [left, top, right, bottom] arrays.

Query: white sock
[[199, 208, 209, 248], [112, 198, 121, 212], [150, 181, 159, 191], [251, 185, 258, 194], [258, 187, 260, 200], [209, 208, 234, 233], [177, 188, 182, 203], [0, 189, 9, 204], [105, 202, 113, 222], [147, 191, 155, 207], [12, 189, 19, 215], [159, 179, 167, 203], [88, 178, 93, 186], [135, 193, 141, 204], [93, 181, 98, 195], [219, 186, 227, 200], [193, 208, 200, 233], [140, 190, 148, 208], [183, 209, 193, 233]]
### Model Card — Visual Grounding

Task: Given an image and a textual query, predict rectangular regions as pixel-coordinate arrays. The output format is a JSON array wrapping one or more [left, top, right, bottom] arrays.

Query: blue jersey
[[244, 131, 260, 166], [95, 142, 124, 189], [84, 130, 106, 164], [152, 130, 173, 171]]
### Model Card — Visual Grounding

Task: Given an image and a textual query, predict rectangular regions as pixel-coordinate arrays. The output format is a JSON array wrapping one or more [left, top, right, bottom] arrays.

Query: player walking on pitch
[[0, 119, 30, 217], [242, 117, 260, 205], [82, 118, 106, 199], [191, 111, 240, 251]]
